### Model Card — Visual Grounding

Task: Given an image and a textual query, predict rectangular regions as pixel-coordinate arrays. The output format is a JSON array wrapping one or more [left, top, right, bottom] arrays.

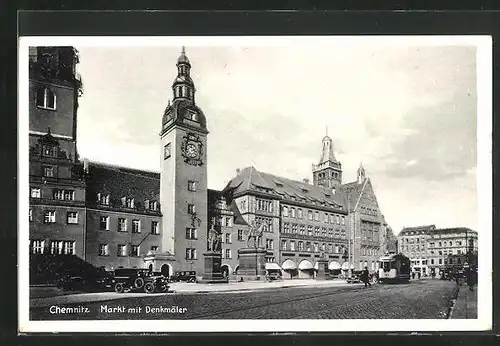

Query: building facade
[[398, 226, 478, 276], [28, 46, 389, 280]]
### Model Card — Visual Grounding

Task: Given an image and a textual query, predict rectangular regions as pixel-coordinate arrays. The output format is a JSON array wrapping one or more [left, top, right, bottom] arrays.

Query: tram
[[378, 253, 411, 283]]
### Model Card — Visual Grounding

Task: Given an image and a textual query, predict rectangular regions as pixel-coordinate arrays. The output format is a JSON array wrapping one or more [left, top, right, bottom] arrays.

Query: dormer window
[[121, 197, 134, 208], [36, 87, 56, 110], [188, 112, 198, 122], [42, 145, 57, 157], [97, 193, 110, 205], [145, 200, 158, 211]]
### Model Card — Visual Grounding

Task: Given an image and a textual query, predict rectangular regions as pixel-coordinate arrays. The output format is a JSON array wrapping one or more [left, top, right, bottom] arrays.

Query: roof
[[318, 136, 337, 164], [400, 225, 436, 236], [85, 161, 160, 212], [341, 180, 365, 211], [223, 166, 347, 211], [162, 98, 207, 134], [430, 227, 477, 236]]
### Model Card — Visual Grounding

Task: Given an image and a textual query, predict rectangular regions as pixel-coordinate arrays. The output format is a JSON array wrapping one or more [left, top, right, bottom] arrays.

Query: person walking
[[412, 271, 416, 280], [417, 271, 421, 279], [361, 267, 371, 288], [465, 268, 475, 291]]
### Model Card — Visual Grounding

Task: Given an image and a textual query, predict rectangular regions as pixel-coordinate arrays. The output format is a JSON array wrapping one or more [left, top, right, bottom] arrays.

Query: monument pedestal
[[315, 260, 331, 280], [237, 248, 267, 281], [200, 251, 228, 283]]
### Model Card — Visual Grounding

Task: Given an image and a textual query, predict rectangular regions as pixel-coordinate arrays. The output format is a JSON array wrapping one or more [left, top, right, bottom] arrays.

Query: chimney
[[236, 168, 241, 175], [303, 178, 309, 184], [83, 158, 89, 173]]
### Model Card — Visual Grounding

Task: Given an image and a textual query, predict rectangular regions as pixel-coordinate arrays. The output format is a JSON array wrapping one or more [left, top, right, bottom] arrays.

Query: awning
[[298, 260, 313, 270], [265, 263, 282, 270], [329, 261, 341, 270], [341, 262, 355, 270], [281, 259, 297, 270]]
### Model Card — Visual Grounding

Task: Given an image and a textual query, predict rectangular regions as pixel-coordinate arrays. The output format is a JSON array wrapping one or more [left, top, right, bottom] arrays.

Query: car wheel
[[159, 284, 169, 292], [144, 282, 155, 294], [189, 278, 196, 283], [114, 283, 124, 293], [134, 277, 145, 289]]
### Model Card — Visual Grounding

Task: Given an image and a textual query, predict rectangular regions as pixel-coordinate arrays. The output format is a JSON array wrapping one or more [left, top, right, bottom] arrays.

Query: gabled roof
[[224, 166, 347, 210], [341, 179, 367, 212], [399, 225, 436, 236], [85, 161, 160, 212], [207, 189, 248, 226]]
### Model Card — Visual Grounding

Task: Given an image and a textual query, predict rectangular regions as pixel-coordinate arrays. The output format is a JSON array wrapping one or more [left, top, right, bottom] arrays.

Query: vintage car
[[57, 272, 114, 292], [170, 270, 197, 283], [346, 270, 363, 284], [112, 268, 169, 293]]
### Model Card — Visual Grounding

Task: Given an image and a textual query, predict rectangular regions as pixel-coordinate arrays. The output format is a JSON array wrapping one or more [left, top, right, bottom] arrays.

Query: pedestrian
[[412, 272, 415, 280], [465, 268, 474, 291], [455, 272, 460, 286], [417, 272, 421, 279], [361, 266, 371, 288]]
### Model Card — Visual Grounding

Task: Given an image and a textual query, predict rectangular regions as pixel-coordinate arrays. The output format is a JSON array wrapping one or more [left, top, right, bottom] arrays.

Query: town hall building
[[28, 46, 389, 280]]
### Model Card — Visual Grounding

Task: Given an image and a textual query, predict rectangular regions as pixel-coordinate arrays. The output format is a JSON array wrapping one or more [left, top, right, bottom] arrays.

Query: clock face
[[186, 143, 199, 158]]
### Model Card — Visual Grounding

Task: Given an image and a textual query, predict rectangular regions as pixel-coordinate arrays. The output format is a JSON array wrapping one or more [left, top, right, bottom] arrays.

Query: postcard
[[18, 36, 492, 333]]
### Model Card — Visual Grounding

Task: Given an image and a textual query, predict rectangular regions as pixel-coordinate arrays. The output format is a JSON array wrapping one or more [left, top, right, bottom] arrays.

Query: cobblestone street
[[30, 279, 459, 320]]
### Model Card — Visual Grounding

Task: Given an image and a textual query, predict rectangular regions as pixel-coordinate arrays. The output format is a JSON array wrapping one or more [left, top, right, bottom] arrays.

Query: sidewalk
[[30, 279, 351, 308], [450, 285, 477, 319]]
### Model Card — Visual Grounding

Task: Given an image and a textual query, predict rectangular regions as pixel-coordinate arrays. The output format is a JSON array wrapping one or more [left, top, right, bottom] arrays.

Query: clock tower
[[312, 131, 343, 190], [160, 47, 209, 275]]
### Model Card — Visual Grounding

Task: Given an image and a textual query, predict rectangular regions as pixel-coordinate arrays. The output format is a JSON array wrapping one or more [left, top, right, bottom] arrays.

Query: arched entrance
[[221, 264, 231, 279], [328, 261, 342, 277], [148, 264, 153, 272], [281, 259, 298, 279], [161, 263, 172, 278], [298, 260, 314, 279]]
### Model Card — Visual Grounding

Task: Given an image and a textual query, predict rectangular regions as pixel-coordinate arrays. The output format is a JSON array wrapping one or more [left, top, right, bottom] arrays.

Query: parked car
[[265, 270, 283, 281], [112, 268, 169, 293], [57, 272, 113, 292], [170, 271, 197, 283], [346, 270, 363, 284]]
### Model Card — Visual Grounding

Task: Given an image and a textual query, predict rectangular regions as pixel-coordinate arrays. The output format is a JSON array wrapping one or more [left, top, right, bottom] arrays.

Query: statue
[[207, 218, 222, 252], [319, 250, 327, 260], [246, 221, 265, 249]]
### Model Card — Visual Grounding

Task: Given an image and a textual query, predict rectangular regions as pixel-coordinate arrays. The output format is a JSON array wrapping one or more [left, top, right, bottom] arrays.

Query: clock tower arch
[[160, 47, 209, 275]]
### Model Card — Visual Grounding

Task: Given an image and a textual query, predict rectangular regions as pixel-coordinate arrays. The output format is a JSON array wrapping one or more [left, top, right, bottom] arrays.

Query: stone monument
[[315, 251, 330, 280], [200, 217, 227, 283], [237, 221, 267, 281]]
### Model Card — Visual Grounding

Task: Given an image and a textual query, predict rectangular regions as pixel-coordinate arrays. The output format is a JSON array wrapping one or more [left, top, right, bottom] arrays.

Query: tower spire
[[172, 46, 195, 102]]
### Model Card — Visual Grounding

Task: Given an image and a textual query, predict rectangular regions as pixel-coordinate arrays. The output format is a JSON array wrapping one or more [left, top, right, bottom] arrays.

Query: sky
[[73, 39, 479, 235]]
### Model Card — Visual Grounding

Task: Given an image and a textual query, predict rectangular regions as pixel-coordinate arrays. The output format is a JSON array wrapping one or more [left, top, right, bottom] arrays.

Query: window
[[186, 248, 197, 260], [336, 215, 340, 224], [281, 240, 287, 250], [67, 212, 78, 224], [314, 211, 319, 221], [188, 180, 197, 191], [54, 190, 64, 200], [297, 209, 303, 219], [36, 87, 56, 110], [122, 198, 134, 208], [225, 249, 232, 259], [188, 204, 195, 214], [99, 244, 109, 256], [117, 244, 127, 257], [292, 224, 298, 234], [50, 241, 75, 255], [151, 246, 159, 252], [307, 225, 313, 236], [164, 143, 171, 159], [237, 230, 244, 241], [225, 217, 233, 227], [282, 206, 289, 217], [43, 145, 56, 157], [186, 228, 197, 239], [308, 210, 313, 221], [283, 223, 290, 234], [438, 258, 442, 264], [132, 220, 141, 233], [314, 226, 320, 237], [29, 209, 33, 222], [44, 211, 55, 223], [438, 242, 442, 247], [97, 193, 110, 205], [64, 190, 75, 201], [151, 221, 160, 234], [321, 243, 326, 251], [31, 240, 44, 254], [43, 166, 54, 177], [324, 213, 329, 223], [225, 233, 231, 244], [314, 243, 319, 252], [299, 225, 306, 235], [290, 241, 295, 251], [306, 242, 311, 252], [131, 245, 140, 257], [290, 208, 296, 218], [31, 188, 41, 198], [298, 241, 304, 251], [266, 239, 274, 250], [118, 218, 127, 232], [145, 200, 158, 211], [99, 216, 110, 230], [341, 216, 345, 225]]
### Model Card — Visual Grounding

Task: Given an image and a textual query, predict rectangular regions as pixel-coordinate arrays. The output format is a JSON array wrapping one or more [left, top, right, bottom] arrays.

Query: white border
[[18, 35, 492, 333]]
